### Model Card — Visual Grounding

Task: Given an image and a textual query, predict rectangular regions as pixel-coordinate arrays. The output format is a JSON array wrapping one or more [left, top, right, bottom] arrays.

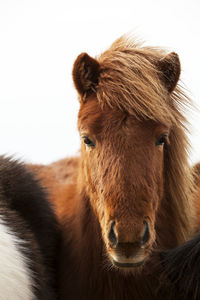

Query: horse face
[[78, 98, 170, 270]]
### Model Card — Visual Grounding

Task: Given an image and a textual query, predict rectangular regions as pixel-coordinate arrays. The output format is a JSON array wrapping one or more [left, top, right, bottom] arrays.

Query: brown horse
[[30, 36, 200, 300]]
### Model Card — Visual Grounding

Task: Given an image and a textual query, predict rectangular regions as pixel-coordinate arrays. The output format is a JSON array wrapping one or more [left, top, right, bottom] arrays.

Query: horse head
[[72, 37, 182, 270]]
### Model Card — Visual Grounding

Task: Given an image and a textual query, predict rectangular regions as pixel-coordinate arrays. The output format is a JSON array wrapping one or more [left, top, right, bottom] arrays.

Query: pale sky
[[0, 0, 200, 164]]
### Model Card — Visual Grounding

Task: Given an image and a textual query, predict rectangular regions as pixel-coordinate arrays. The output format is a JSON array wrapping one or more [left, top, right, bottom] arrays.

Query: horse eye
[[155, 134, 168, 146], [82, 136, 95, 147]]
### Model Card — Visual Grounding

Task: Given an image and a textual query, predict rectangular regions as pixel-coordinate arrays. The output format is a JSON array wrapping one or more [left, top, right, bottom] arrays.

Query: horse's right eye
[[82, 136, 95, 147]]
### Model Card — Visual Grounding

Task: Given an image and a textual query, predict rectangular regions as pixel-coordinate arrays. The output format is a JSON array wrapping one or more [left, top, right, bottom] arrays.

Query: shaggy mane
[[97, 36, 187, 125]]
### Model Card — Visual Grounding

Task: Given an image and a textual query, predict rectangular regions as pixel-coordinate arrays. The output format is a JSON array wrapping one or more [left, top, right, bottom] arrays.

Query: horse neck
[[155, 176, 195, 248]]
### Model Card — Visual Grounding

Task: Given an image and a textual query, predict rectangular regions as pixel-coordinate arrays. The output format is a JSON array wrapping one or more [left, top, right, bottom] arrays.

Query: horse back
[[28, 156, 80, 221]]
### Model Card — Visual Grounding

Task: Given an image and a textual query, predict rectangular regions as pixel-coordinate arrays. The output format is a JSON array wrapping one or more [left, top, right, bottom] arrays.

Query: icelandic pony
[[30, 36, 200, 300], [0, 156, 60, 300]]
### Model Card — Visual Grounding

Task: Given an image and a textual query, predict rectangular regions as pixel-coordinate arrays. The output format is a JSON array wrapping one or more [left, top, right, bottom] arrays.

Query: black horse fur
[[0, 156, 60, 299], [158, 232, 200, 300]]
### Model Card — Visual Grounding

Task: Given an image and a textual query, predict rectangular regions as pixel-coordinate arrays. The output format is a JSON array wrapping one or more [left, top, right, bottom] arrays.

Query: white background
[[0, 0, 200, 165]]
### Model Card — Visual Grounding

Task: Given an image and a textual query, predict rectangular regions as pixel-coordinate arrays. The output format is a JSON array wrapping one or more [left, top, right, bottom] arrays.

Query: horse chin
[[107, 253, 148, 274], [110, 258, 146, 274], [112, 259, 144, 268]]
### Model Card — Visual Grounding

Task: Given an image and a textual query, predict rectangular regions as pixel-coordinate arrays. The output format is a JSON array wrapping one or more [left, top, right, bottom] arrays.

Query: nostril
[[108, 221, 117, 246], [142, 220, 150, 245]]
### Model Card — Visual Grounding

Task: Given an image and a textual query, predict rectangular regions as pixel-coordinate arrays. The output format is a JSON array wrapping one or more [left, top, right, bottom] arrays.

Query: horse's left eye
[[82, 136, 95, 147], [155, 134, 168, 146]]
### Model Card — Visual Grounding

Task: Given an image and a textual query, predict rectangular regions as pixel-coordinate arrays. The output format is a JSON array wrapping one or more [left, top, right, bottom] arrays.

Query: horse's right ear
[[72, 53, 100, 101]]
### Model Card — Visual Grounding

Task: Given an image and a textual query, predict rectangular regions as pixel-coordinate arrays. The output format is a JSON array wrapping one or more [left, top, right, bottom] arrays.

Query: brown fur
[[72, 52, 100, 101], [29, 36, 200, 300]]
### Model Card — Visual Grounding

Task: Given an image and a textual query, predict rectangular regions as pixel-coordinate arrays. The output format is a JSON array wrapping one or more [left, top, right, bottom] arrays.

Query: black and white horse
[[0, 156, 60, 300]]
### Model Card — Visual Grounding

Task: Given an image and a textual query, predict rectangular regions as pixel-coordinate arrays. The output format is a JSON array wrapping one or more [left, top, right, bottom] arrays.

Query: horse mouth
[[112, 259, 145, 268]]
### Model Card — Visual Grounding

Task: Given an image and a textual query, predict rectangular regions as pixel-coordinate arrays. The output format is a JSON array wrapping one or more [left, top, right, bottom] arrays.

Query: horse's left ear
[[72, 52, 100, 100], [157, 52, 181, 93]]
